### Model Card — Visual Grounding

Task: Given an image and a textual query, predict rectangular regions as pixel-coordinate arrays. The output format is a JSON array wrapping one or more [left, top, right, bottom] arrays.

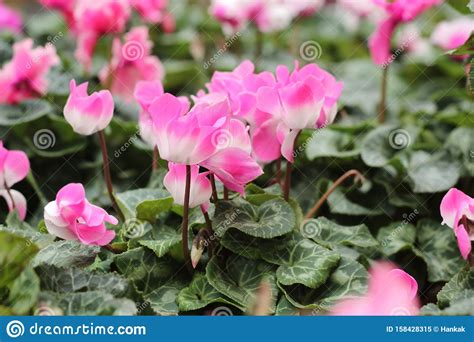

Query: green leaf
[[422, 294, 474, 316], [303, 218, 379, 252], [1, 213, 55, 248], [116, 188, 171, 219], [113, 247, 177, 294], [445, 127, 474, 176], [279, 257, 368, 311], [305, 128, 360, 160], [327, 186, 384, 216], [408, 151, 461, 193], [178, 273, 235, 312], [0, 100, 52, 126], [377, 222, 417, 256], [143, 280, 187, 316], [220, 229, 264, 260], [275, 296, 300, 316], [416, 220, 468, 282], [36, 265, 129, 296], [136, 197, 174, 222], [437, 267, 474, 308], [38, 291, 137, 315], [261, 233, 340, 288], [0, 231, 39, 288], [206, 255, 278, 311], [469, 0, 474, 11], [361, 125, 416, 167], [32, 240, 100, 268], [138, 226, 181, 258], [213, 198, 296, 239], [7, 266, 40, 315]]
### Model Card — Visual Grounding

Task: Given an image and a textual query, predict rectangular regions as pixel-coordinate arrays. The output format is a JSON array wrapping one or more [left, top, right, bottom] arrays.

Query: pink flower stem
[[283, 161, 293, 202], [182, 165, 192, 270], [98, 130, 124, 221], [152, 146, 159, 171], [3, 181, 15, 211], [378, 66, 389, 123], [209, 174, 219, 203], [461, 215, 474, 266], [304, 169, 365, 219]]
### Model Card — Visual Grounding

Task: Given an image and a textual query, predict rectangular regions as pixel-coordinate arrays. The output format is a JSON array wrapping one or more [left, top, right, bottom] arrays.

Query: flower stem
[[3, 181, 15, 211], [152, 146, 160, 171], [182, 164, 192, 270], [283, 161, 293, 201], [201, 207, 214, 258], [26, 172, 48, 207], [209, 174, 218, 203], [98, 130, 124, 221], [304, 169, 365, 219], [378, 66, 388, 123], [223, 187, 229, 200]]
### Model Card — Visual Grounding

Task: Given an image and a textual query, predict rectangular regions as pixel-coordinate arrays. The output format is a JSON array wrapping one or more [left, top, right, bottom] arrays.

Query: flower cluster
[[369, 0, 442, 66], [0, 39, 59, 104], [40, 0, 172, 75], [0, 0, 22, 34], [210, 0, 323, 34]]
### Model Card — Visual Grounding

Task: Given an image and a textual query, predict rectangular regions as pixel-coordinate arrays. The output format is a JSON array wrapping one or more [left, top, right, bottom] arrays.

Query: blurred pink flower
[[39, 0, 76, 28], [64, 80, 114, 135], [368, 0, 441, 66], [0, 141, 29, 220], [431, 18, 474, 54], [44, 183, 118, 246], [0, 39, 59, 104], [74, 0, 130, 71], [164, 163, 212, 210], [100, 26, 165, 102], [440, 188, 474, 260], [130, 0, 167, 24], [0, 0, 22, 33], [331, 262, 420, 315]]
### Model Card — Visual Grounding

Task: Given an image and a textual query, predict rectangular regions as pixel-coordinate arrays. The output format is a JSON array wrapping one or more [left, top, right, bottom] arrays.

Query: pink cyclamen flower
[[440, 188, 474, 260], [64, 80, 114, 135], [0, 39, 59, 104], [44, 183, 117, 246], [100, 26, 165, 102], [130, 0, 167, 24], [39, 0, 76, 29], [164, 163, 212, 211], [134, 80, 190, 147], [0, 0, 22, 33], [146, 91, 230, 165], [74, 0, 130, 71], [368, 0, 442, 66], [255, 62, 343, 162], [331, 263, 420, 315], [0, 141, 29, 220], [431, 18, 474, 54]]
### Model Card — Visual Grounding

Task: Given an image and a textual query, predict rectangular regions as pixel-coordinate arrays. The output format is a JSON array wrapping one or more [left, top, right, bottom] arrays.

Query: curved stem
[[304, 169, 365, 219], [209, 174, 218, 203], [378, 66, 388, 123], [98, 130, 124, 221], [283, 161, 293, 201], [4, 181, 15, 211], [26, 172, 48, 207], [182, 165, 192, 270]]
